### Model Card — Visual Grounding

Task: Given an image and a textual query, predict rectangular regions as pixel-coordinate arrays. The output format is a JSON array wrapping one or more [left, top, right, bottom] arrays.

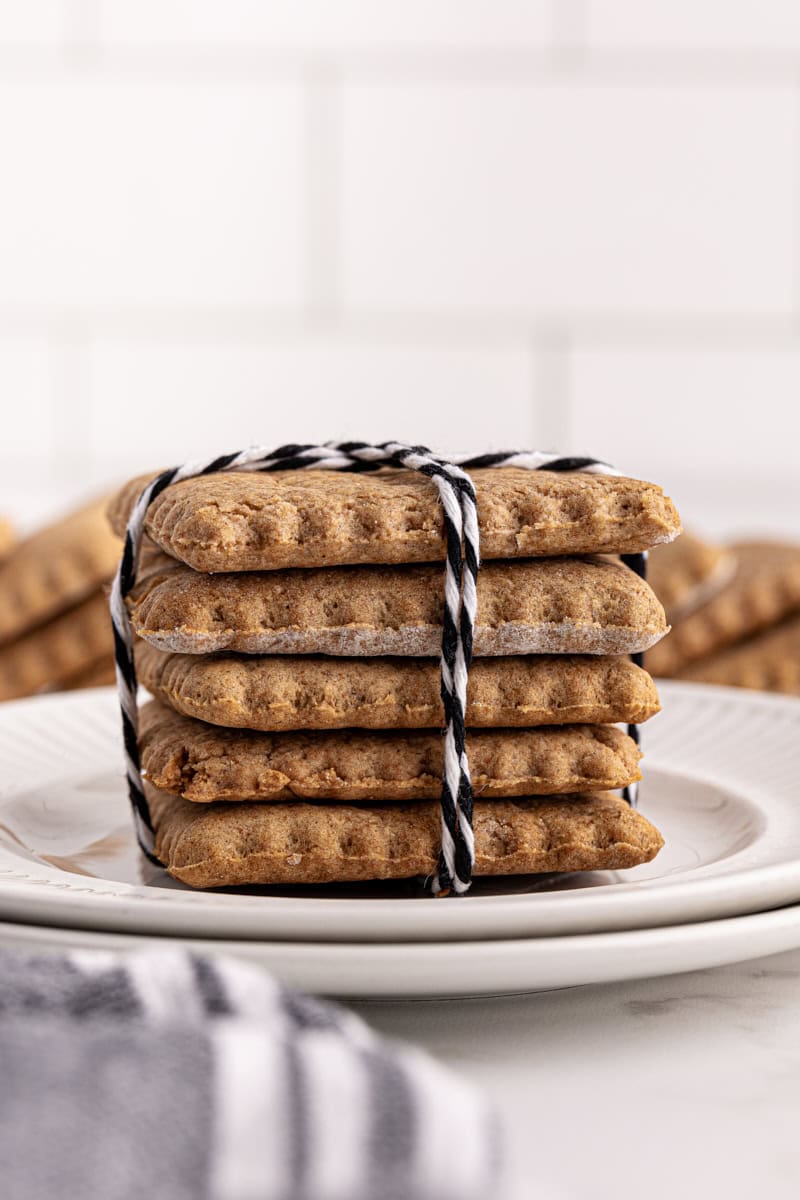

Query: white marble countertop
[[353, 948, 800, 1200]]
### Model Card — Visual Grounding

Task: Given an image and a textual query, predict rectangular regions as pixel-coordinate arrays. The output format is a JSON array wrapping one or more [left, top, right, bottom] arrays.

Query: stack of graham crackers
[[647, 534, 800, 696], [0, 501, 120, 702], [108, 468, 680, 891]]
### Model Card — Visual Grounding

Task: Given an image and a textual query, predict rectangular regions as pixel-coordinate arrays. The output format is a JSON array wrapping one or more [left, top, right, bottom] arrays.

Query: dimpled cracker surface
[[139, 700, 642, 802], [0, 590, 114, 701], [647, 542, 800, 677], [647, 531, 736, 623], [129, 556, 668, 657], [108, 468, 680, 571], [0, 498, 120, 645], [148, 784, 664, 887], [137, 643, 659, 731], [677, 615, 800, 695]]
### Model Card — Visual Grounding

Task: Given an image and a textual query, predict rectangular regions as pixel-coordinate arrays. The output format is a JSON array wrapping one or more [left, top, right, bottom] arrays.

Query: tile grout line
[[302, 61, 343, 327], [529, 327, 573, 451], [550, 0, 588, 66], [61, 0, 103, 69], [2, 311, 800, 347], [794, 76, 800, 328], [559, 334, 575, 453], [47, 326, 94, 488], [3, 37, 800, 86]]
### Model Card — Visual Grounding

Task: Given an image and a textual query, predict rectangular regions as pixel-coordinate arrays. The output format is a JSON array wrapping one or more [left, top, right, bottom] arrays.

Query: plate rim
[[0, 681, 799, 943], [0, 900, 798, 997]]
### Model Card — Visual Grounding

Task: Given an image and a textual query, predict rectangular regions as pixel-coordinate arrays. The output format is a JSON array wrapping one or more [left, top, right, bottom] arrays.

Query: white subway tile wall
[[96, 1, 554, 51], [0, 1, 798, 535], [0, 340, 58, 457], [85, 339, 536, 471], [340, 83, 796, 315], [0, 79, 305, 310], [0, 4, 63, 46], [569, 350, 800, 536], [585, 2, 800, 51]]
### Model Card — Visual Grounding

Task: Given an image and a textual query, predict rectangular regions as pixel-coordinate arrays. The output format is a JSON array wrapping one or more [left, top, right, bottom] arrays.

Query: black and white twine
[[110, 442, 645, 896]]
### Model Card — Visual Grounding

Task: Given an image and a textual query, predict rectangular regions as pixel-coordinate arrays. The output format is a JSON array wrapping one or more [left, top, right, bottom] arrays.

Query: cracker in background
[[0, 498, 120, 646], [0, 518, 16, 563], [61, 656, 117, 692], [647, 531, 736, 623], [647, 542, 800, 677], [0, 590, 113, 701], [148, 785, 664, 888], [109, 468, 680, 572], [677, 614, 800, 696], [140, 700, 642, 802], [129, 556, 668, 657], [137, 643, 659, 732]]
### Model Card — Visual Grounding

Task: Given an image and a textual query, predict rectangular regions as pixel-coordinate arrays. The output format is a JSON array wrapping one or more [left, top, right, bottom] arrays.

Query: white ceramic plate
[[0, 683, 798, 943], [0, 904, 799, 997]]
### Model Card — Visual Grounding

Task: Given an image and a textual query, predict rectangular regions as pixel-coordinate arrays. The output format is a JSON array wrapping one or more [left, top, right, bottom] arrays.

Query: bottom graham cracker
[[148, 784, 664, 889]]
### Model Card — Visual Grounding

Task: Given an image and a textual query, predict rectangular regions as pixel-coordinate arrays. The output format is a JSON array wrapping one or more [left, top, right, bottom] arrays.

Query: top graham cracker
[[108, 468, 681, 572]]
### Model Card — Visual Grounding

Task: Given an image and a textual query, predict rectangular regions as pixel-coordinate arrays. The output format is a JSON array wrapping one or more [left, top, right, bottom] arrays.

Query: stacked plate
[[1, 682, 799, 998]]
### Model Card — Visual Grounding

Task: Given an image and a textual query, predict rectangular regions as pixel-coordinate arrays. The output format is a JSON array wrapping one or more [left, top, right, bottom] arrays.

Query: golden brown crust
[[647, 531, 736, 623], [647, 542, 800, 677], [0, 499, 120, 646], [109, 468, 681, 572], [676, 615, 800, 695], [129, 556, 668, 658], [137, 643, 660, 732], [139, 701, 642, 803], [0, 590, 114, 701], [148, 784, 664, 887]]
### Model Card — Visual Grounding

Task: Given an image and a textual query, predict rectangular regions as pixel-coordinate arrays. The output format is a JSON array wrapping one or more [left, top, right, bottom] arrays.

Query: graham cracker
[[647, 542, 800, 677], [139, 700, 642, 803], [0, 498, 120, 646], [677, 614, 800, 695], [108, 468, 681, 572], [148, 784, 664, 888], [129, 556, 668, 657], [137, 643, 659, 731], [647, 531, 736, 623], [0, 517, 15, 562], [0, 589, 114, 701], [61, 655, 117, 692]]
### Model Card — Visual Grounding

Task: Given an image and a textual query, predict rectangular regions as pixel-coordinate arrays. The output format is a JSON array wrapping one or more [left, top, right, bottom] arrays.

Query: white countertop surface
[[353, 948, 800, 1200]]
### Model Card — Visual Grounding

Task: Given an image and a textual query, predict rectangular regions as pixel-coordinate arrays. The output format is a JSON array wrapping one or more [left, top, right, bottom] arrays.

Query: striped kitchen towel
[[0, 947, 501, 1200]]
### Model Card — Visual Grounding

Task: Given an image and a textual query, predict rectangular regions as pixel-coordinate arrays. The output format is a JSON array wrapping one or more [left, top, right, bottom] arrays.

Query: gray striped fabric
[[0, 948, 501, 1200]]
